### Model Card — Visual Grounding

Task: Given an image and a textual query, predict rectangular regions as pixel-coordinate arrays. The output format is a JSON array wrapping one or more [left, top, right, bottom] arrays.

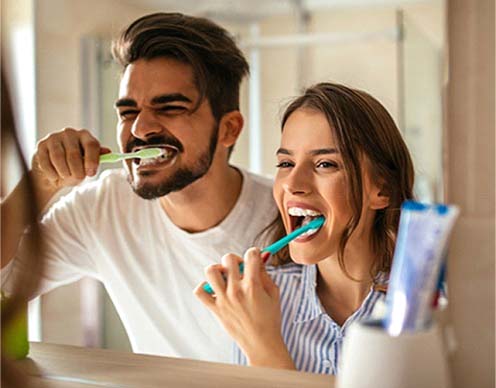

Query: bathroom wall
[[34, 0, 156, 346], [446, 1, 495, 387]]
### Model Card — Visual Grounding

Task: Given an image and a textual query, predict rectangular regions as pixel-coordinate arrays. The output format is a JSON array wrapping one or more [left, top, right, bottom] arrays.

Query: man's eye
[[159, 106, 187, 114], [119, 110, 138, 119], [276, 161, 294, 169]]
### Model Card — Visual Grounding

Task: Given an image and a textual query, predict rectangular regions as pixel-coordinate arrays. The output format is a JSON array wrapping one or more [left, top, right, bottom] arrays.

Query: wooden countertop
[[15, 342, 335, 387]]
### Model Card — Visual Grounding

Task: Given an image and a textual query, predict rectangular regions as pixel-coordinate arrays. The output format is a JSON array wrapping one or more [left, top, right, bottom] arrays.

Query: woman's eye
[[276, 161, 294, 169], [316, 160, 338, 169]]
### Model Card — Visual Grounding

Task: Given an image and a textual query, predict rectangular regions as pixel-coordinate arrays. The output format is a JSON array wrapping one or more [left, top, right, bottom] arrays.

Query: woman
[[194, 82, 414, 374]]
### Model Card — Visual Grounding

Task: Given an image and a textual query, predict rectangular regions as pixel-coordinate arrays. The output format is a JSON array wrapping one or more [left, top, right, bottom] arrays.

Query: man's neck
[[158, 162, 243, 233]]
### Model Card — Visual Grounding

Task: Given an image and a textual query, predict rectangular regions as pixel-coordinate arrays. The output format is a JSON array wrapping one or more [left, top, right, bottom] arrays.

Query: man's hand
[[1, 128, 111, 269], [194, 248, 295, 370], [31, 127, 111, 195]]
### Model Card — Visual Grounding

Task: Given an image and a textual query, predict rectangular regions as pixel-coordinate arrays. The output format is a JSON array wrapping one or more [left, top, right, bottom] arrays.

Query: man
[[1, 13, 277, 363]]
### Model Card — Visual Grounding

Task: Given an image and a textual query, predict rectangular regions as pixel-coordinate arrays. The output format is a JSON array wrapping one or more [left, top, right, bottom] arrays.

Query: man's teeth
[[138, 152, 172, 166], [288, 207, 321, 217]]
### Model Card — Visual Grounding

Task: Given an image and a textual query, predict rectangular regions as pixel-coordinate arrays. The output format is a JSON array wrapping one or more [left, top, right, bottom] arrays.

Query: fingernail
[[261, 252, 270, 263], [86, 168, 96, 176]]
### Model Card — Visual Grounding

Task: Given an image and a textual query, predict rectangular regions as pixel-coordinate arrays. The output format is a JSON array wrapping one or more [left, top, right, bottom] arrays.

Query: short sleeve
[[1, 184, 100, 297]]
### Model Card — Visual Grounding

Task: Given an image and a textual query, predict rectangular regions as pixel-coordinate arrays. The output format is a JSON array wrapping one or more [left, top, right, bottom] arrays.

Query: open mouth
[[131, 145, 179, 169], [288, 206, 324, 240]]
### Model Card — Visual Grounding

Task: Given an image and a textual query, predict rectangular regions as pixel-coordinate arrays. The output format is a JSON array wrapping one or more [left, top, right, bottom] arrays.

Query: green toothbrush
[[99, 148, 164, 164]]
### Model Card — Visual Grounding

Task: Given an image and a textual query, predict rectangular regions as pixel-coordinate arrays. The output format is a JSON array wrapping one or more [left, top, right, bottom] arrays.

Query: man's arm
[[1, 127, 110, 269], [1, 172, 57, 268]]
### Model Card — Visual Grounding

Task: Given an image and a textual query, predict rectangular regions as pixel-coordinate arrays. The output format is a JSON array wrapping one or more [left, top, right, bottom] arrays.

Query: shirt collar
[[293, 266, 389, 325], [294, 264, 323, 323]]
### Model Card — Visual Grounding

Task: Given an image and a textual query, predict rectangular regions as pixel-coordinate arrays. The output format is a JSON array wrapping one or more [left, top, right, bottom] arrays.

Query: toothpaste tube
[[383, 201, 459, 336]]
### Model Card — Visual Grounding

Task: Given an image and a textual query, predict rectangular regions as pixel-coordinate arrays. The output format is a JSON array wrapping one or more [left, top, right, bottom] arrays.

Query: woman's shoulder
[[373, 271, 390, 293]]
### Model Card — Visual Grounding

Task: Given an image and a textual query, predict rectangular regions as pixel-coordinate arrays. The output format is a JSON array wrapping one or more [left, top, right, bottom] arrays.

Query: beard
[[128, 124, 219, 200]]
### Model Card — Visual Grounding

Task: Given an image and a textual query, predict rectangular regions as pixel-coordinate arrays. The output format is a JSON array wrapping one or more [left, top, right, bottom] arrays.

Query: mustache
[[125, 136, 184, 153]]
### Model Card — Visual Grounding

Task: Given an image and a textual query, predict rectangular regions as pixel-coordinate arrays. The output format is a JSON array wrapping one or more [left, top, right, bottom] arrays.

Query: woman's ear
[[218, 111, 244, 148], [362, 162, 390, 210], [369, 183, 390, 210]]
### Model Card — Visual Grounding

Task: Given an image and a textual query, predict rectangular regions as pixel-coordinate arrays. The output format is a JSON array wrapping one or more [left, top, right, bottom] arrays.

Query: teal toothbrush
[[203, 216, 325, 294], [99, 148, 163, 164]]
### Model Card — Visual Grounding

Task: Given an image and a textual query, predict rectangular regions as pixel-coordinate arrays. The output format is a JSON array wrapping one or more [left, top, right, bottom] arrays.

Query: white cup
[[337, 320, 451, 388]]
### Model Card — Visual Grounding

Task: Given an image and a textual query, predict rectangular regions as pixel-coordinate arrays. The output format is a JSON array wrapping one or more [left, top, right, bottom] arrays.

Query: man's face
[[115, 57, 219, 199]]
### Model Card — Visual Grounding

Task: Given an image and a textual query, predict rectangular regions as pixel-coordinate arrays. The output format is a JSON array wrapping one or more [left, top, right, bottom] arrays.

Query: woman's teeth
[[299, 227, 320, 238], [288, 207, 321, 217], [287, 207, 324, 238]]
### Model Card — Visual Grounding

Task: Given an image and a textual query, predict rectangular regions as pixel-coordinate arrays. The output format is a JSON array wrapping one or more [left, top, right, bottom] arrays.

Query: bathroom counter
[[15, 342, 335, 387]]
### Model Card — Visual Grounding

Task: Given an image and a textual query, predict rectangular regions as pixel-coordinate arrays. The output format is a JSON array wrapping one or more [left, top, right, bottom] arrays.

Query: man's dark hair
[[112, 12, 249, 123]]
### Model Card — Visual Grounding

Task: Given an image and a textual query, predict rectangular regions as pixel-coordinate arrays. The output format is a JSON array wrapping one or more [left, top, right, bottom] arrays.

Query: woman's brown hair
[[257, 82, 414, 280]]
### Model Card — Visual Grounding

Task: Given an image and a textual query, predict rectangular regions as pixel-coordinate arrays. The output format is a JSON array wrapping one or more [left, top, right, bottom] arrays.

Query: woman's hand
[[194, 247, 295, 370]]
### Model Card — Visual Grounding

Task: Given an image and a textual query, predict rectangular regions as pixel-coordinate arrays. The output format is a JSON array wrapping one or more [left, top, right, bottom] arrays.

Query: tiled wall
[[446, 1, 495, 387], [35, 0, 157, 346]]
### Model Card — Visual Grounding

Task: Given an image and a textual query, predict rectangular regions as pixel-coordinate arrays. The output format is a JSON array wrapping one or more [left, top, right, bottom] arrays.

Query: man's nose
[[282, 166, 312, 196], [130, 110, 163, 140]]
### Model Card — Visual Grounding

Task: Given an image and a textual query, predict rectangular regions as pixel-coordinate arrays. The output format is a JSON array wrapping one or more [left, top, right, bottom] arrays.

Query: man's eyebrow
[[151, 93, 193, 105], [114, 98, 136, 108], [276, 148, 292, 155], [114, 93, 193, 108], [276, 148, 338, 156]]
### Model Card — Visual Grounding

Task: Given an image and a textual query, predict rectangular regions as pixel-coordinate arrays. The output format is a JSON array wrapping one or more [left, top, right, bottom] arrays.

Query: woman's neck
[[316, 235, 376, 326]]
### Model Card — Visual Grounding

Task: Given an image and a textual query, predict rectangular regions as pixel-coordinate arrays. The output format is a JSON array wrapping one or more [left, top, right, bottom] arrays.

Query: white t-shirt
[[2, 167, 278, 363]]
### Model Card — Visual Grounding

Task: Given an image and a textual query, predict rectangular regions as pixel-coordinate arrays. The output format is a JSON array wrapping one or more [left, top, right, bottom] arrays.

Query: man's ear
[[369, 183, 390, 210], [218, 111, 243, 148]]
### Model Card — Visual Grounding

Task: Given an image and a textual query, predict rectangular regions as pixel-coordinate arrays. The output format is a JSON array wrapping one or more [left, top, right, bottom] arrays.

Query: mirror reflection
[[1, 0, 446, 378]]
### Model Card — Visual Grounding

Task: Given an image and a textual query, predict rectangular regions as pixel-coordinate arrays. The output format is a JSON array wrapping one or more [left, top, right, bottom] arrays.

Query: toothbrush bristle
[[136, 148, 163, 159]]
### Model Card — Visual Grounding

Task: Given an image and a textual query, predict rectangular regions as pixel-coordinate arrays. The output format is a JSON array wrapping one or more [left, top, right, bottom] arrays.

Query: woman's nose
[[131, 110, 163, 140], [282, 168, 312, 196]]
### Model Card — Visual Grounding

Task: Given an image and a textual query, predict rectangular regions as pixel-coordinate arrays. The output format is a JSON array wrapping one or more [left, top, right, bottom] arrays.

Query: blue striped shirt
[[233, 262, 387, 374]]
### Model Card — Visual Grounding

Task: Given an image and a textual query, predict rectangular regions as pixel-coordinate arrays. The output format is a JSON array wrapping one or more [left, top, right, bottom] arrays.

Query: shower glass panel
[[401, 14, 443, 202]]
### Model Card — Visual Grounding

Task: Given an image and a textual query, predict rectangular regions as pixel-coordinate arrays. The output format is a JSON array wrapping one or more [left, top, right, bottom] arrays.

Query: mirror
[[4, 0, 446, 368]]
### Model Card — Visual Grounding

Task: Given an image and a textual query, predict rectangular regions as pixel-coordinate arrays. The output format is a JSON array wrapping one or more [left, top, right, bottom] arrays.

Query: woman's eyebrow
[[310, 148, 338, 156], [276, 148, 338, 156]]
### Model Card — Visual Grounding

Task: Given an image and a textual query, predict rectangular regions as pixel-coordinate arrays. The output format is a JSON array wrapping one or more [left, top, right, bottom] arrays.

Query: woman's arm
[[194, 248, 295, 370]]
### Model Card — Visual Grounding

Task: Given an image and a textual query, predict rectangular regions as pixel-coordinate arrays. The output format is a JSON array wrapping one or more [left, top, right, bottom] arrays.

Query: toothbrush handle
[[201, 217, 325, 295], [99, 153, 123, 164], [203, 252, 269, 295]]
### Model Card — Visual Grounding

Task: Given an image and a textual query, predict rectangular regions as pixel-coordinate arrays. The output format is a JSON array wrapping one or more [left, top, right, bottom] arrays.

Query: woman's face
[[273, 108, 378, 264]]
